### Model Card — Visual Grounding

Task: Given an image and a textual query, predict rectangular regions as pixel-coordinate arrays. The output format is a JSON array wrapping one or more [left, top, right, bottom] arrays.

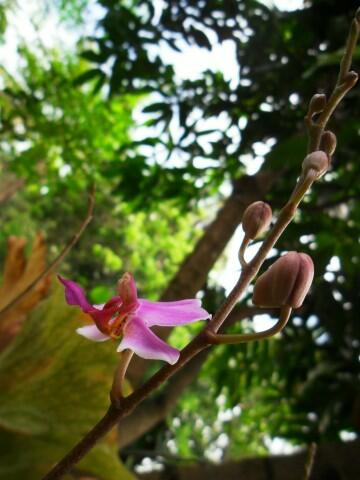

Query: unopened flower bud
[[320, 131, 337, 157], [242, 201, 272, 239], [343, 71, 358, 87], [252, 252, 314, 309], [308, 94, 326, 115], [302, 150, 329, 177]]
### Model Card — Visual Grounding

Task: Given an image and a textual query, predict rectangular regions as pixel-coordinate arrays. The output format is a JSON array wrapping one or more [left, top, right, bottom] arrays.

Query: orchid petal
[[137, 299, 210, 327], [76, 325, 110, 342], [117, 316, 180, 364], [58, 275, 93, 312], [118, 272, 138, 306]]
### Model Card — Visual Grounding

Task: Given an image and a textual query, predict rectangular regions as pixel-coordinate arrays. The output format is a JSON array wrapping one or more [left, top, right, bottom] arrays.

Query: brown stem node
[[320, 131, 337, 157], [342, 70, 358, 88], [308, 94, 327, 117]]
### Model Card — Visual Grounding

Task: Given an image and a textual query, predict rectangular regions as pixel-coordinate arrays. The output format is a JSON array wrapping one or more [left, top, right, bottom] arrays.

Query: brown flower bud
[[308, 94, 326, 115], [320, 131, 337, 157], [302, 150, 329, 177], [252, 252, 314, 309], [343, 71, 358, 88], [242, 201, 272, 239]]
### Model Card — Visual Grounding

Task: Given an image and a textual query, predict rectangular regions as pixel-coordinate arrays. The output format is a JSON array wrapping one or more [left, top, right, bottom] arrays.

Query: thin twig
[[0, 185, 95, 317], [303, 442, 317, 480]]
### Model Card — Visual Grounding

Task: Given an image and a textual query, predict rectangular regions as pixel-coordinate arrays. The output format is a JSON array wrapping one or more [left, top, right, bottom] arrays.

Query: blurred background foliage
[[0, 0, 359, 478]]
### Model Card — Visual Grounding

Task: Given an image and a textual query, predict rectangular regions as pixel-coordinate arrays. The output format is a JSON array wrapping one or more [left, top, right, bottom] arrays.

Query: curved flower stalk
[[58, 272, 210, 365], [206, 252, 314, 345]]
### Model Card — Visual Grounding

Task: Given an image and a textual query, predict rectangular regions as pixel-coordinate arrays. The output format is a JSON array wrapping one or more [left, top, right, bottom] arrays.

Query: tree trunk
[[138, 439, 360, 480]]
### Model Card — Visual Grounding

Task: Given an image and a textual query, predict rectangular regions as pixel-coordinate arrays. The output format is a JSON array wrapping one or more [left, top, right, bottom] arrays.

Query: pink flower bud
[[343, 71, 358, 88], [242, 201, 272, 239], [252, 252, 314, 308], [308, 94, 326, 115], [302, 151, 329, 177], [320, 131, 337, 157]]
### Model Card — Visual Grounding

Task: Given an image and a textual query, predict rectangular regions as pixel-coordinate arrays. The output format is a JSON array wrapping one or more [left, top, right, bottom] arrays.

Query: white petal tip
[[167, 353, 180, 365], [76, 325, 110, 342]]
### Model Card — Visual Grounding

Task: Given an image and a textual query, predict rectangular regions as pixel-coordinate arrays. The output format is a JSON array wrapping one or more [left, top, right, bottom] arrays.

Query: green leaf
[[0, 286, 135, 479]]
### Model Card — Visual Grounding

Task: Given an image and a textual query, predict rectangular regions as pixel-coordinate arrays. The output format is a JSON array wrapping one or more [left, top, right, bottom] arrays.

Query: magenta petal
[[58, 275, 93, 312], [137, 299, 210, 327], [117, 316, 180, 364], [76, 325, 110, 342]]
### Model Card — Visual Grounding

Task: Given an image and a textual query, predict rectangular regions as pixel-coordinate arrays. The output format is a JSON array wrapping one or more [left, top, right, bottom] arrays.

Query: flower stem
[[110, 349, 134, 404], [205, 306, 292, 344], [238, 235, 251, 267]]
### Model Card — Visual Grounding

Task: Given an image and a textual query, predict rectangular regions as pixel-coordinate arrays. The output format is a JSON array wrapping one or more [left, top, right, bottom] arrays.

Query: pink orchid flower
[[58, 273, 210, 365]]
